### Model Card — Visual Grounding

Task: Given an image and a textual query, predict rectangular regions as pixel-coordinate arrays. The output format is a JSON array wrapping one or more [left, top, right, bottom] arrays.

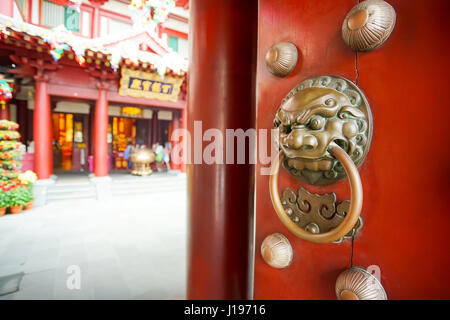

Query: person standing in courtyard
[[123, 141, 134, 171], [153, 142, 164, 172], [164, 142, 172, 171]]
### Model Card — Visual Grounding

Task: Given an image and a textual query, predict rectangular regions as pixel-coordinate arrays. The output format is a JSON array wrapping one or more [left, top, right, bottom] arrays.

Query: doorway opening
[[52, 112, 89, 171]]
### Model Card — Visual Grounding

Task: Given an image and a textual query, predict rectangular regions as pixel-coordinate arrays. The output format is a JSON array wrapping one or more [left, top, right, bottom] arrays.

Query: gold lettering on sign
[[162, 84, 172, 94], [152, 82, 161, 93], [142, 80, 152, 91], [130, 79, 142, 90], [119, 67, 184, 102]]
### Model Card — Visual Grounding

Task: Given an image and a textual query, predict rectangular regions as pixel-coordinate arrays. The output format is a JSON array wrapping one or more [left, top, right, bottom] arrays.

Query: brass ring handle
[[269, 144, 363, 243]]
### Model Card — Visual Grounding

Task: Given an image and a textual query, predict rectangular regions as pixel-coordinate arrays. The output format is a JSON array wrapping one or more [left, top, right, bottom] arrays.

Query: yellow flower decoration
[[18, 170, 37, 184]]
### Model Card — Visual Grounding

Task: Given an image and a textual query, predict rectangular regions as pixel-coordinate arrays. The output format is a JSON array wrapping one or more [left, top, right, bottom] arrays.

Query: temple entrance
[[50, 106, 174, 173], [110, 116, 137, 170], [159, 120, 171, 146], [52, 112, 89, 171]]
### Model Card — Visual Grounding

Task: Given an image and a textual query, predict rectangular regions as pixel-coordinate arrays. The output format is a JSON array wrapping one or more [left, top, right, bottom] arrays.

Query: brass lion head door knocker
[[269, 75, 373, 243]]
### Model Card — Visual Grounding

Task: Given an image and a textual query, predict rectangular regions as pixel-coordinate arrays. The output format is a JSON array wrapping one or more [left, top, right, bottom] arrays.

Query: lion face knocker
[[274, 75, 373, 185]]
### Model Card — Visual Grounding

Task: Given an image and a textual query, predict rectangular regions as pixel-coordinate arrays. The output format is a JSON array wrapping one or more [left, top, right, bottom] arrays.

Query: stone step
[[111, 178, 186, 188], [46, 196, 97, 204], [48, 176, 185, 191], [110, 179, 186, 190], [110, 175, 186, 185], [46, 182, 97, 203], [45, 174, 186, 202], [111, 184, 186, 197], [46, 191, 97, 201], [48, 185, 95, 194]]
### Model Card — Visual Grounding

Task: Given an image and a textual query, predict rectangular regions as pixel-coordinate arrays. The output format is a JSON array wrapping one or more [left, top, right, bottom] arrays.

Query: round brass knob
[[342, 0, 396, 52], [265, 42, 298, 77], [260, 233, 293, 269], [335, 267, 387, 300]]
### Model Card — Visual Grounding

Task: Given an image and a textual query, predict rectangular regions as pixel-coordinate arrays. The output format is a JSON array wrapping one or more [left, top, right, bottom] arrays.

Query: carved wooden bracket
[[9, 55, 59, 80], [86, 66, 118, 91]]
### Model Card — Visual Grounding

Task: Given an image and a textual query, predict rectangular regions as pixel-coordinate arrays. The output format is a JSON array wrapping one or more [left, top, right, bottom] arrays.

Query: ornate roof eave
[[97, 27, 170, 54], [0, 14, 188, 77]]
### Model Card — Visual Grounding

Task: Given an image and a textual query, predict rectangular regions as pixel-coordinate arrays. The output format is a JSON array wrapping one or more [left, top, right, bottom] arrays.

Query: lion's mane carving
[[274, 75, 371, 185]]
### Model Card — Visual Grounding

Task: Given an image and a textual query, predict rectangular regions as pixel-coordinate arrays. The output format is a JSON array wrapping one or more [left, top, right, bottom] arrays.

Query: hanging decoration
[[110, 49, 122, 72], [159, 52, 185, 77], [71, 38, 86, 66], [50, 42, 70, 62], [0, 25, 9, 40], [0, 11, 188, 79], [128, 0, 175, 30], [110, 41, 139, 71], [0, 76, 13, 103], [43, 25, 71, 61], [42, 25, 86, 65]]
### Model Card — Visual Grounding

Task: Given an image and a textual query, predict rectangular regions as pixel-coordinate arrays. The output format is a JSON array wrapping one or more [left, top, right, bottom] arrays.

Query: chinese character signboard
[[119, 68, 184, 103]]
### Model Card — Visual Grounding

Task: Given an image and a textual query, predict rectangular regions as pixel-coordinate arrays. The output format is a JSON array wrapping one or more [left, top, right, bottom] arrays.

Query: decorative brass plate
[[274, 75, 373, 185], [281, 187, 362, 243]]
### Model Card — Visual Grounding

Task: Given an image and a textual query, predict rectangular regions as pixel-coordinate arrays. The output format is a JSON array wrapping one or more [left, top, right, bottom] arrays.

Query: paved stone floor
[[0, 173, 187, 300]]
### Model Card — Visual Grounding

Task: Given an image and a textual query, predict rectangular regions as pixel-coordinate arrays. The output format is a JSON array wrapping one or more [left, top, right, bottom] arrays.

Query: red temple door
[[254, 0, 450, 299]]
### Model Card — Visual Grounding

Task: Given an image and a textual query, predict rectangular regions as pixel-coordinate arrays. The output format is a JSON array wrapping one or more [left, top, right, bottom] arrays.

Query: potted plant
[[18, 171, 36, 210], [8, 187, 25, 214], [24, 186, 34, 210], [0, 191, 6, 216]]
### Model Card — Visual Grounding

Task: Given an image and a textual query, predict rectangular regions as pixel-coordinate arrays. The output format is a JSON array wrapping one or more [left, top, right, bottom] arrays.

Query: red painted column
[[0, 0, 13, 17], [187, 0, 258, 299], [0, 101, 10, 120], [34, 74, 52, 180], [170, 110, 180, 170], [93, 82, 109, 177], [180, 107, 186, 173]]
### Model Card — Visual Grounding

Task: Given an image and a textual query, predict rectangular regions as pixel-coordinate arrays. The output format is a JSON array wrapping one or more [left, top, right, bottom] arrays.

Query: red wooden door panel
[[254, 0, 450, 299]]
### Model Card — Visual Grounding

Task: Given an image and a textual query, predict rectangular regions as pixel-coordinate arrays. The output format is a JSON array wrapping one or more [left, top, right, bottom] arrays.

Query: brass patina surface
[[269, 146, 363, 243], [342, 0, 397, 52], [336, 267, 388, 300], [274, 75, 372, 185], [280, 186, 362, 243], [265, 41, 298, 77], [130, 148, 155, 176], [347, 9, 368, 30]]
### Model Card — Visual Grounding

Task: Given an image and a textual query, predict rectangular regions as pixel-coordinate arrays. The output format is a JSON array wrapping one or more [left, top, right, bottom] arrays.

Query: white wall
[[164, 17, 188, 35], [94, 0, 132, 18], [13, 1, 24, 22], [31, 0, 40, 24]]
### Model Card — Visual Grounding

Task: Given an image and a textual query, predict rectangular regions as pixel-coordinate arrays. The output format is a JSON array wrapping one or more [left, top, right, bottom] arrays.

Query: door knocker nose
[[270, 75, 373, 243]]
